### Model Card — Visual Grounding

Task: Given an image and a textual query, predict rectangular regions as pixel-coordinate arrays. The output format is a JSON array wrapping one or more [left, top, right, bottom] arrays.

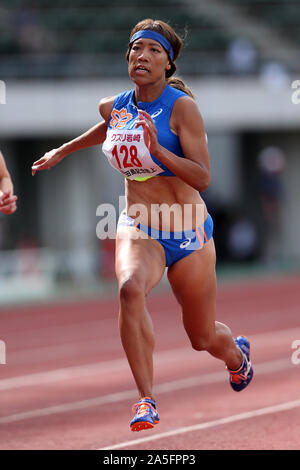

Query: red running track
[[0, 275, 300, 450]]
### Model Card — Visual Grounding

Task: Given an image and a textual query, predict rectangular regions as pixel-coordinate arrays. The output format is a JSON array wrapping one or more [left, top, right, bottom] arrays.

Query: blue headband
[[130, 30, 174, 61]]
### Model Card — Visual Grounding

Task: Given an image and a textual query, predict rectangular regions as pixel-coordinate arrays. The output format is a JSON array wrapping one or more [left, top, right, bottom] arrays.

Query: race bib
[[102, 129, 164, 180]]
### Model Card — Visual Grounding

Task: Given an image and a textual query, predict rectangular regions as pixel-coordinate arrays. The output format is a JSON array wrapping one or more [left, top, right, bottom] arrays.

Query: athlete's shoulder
[[99, 90, 134, 121], [99, 96, 115, 122], [173, 94, 199, 114], [171, 95, 205, 134]]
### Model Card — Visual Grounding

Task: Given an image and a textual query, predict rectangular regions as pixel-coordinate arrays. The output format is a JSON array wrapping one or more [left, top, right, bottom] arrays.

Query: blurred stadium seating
[[0, 0, 298, 79], [0, 0, 232, 77]]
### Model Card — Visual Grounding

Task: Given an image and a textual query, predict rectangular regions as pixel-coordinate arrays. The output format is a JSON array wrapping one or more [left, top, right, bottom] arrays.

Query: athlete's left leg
[[167, 238, 243, 370]]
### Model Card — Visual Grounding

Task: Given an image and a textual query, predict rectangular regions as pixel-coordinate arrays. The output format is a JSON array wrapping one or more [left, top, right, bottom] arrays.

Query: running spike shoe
[[130, 396, 160, 432], [227, 336, 254, 392]]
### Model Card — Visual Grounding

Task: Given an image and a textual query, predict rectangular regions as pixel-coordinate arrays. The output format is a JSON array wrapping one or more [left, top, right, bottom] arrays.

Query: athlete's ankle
[[226, 348, 244, 371], [139, 395, 155, 402]]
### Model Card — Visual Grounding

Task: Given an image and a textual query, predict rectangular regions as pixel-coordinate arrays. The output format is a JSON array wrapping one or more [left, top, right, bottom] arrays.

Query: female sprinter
[[32, 19, 253, 432]]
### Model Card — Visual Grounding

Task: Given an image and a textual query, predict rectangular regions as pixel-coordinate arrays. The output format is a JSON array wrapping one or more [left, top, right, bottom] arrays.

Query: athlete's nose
[[137, 48, 150, 61]]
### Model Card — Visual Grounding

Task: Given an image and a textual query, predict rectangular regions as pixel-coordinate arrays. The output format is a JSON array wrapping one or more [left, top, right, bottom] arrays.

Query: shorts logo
[[180, 238, 191, 249], [110, 108, 133, 129]]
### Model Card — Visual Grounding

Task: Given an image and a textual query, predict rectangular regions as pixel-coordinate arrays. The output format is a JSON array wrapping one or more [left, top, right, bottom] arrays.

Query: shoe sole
[[131, 419, 159, 432]]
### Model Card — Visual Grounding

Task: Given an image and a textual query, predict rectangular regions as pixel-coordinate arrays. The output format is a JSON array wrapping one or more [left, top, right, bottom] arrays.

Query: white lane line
[[0, 357, 292, 425], [99, 398, 300, 450], [0, 347, 192, 391], [1, 325, 299, 391], [0, 389, 138, 425], [0, 358, 128, 391]]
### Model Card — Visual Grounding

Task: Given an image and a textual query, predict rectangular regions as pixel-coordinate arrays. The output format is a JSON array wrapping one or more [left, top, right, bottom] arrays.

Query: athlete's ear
[[166, 63, 171, 71]]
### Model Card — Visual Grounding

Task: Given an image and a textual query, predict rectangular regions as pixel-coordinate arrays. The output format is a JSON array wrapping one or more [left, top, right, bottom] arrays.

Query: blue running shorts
[[117, 210, 214, 267]]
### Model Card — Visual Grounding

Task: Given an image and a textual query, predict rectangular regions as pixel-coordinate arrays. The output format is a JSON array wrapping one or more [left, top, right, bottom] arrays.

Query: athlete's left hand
[[135, 110, 161, 156]]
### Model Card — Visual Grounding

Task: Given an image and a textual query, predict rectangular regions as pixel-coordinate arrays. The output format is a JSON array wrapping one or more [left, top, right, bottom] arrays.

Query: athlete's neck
[[134, 80, 167, 104]]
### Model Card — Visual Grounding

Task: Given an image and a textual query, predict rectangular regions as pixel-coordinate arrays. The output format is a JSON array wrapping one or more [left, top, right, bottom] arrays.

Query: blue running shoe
[[227, 336, 254, 392], [130, 397, 160, 432]]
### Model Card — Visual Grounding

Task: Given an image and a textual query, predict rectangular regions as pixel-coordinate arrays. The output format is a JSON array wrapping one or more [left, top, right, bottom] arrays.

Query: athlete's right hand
[[0, 191, 17, 215], [31, 148, 66, 176]]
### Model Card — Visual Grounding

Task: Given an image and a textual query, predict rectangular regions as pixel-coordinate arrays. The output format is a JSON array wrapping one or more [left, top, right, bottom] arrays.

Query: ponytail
[[167, 76, 195, 99]]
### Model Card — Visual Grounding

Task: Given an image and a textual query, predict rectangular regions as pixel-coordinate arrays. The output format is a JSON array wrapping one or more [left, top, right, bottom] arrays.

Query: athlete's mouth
[[135, 65, 150, 72]]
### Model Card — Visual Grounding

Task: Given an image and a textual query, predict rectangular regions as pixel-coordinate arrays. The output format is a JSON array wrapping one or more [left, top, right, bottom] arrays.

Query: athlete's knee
[[118, 274, 145, 305], [190, 333, 213, 352]]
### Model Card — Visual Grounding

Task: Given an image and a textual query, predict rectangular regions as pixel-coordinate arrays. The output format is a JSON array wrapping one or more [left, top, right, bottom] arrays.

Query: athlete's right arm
[[32, 96, 114, 175], [0, 151, 17, 214]]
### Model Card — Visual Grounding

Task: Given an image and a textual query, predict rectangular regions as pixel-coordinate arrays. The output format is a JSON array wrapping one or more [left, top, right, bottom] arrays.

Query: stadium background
[[0, 0, 299, 303]]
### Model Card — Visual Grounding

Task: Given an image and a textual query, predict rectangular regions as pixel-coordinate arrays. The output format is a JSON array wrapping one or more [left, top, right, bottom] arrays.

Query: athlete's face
[[128, 38, 171, 84]]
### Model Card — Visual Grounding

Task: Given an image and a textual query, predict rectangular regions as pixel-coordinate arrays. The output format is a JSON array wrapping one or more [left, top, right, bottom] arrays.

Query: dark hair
[[126, 19, 194, 99]]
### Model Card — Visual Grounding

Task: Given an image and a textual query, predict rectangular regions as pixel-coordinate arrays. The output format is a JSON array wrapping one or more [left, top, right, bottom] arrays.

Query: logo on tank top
[[151, 108, 163, 119], [110, 108, 133, 129]]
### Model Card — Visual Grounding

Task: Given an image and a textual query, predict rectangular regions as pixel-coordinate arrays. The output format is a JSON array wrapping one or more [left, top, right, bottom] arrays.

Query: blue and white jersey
[[102, 84, 187, 181]]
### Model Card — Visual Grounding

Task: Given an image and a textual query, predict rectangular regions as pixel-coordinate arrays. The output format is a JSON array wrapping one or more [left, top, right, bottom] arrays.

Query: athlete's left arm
[[138, 97, 210, 192]]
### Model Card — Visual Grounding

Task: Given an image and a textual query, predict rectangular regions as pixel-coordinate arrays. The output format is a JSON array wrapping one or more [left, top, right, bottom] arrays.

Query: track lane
[[0, 275, 299, 449]]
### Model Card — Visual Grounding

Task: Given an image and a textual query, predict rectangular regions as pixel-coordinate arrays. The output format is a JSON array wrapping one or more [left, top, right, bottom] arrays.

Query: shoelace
[[230, 372, 248, 384], [132, 401, 156, 417], [229, 357, 251, 384]]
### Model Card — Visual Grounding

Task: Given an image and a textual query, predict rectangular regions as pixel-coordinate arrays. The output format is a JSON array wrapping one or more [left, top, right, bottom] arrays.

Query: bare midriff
[[125, 175, 208, 232]]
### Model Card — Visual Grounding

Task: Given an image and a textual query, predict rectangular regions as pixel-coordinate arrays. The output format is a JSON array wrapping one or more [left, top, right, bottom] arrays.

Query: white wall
[[1, 77, 299, 136]]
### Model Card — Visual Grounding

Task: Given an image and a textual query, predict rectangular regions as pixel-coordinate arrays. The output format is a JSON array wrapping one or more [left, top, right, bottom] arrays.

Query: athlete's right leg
[[115, 226, 166, 400]]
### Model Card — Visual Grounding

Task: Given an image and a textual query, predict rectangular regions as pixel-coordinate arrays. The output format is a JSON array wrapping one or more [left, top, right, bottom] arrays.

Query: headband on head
[[129, 30, 174, 61]]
